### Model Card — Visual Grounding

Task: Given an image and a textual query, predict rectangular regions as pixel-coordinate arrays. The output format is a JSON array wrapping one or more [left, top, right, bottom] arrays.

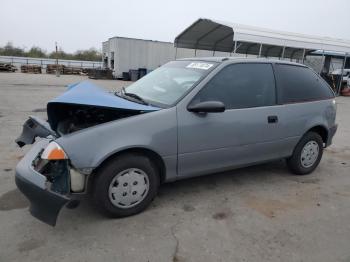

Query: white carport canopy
[[174, 18, 350, 59]]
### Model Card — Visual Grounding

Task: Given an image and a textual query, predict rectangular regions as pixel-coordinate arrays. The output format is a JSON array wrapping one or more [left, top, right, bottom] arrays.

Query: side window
[[194, 63, 276, 109], [275, 64, 334, 103]]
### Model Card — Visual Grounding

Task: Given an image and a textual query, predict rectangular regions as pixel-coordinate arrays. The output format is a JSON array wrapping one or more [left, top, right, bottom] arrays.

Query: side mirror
[[187, 101, 225, 113]]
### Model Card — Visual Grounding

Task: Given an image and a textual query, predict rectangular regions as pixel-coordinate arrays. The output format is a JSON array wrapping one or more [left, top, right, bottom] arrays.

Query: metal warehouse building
[[102, 36, 234, 76], [103, 18, 350, 92], [102, 37, 193, 76], [103, 37, 173, 75]]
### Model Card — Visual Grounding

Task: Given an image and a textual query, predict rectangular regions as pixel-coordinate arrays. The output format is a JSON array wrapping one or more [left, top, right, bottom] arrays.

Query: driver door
[[177, 63, 284, 178]]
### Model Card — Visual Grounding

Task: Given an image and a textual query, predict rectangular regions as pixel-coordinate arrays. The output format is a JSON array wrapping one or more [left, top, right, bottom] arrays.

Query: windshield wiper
[[115, 87, 149, 105], [124, 92, 149, 105], [114, 86, 125, 97]]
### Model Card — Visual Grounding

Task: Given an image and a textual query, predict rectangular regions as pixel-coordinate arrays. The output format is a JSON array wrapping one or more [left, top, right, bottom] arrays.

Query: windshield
[[124, 60, 217, 107]]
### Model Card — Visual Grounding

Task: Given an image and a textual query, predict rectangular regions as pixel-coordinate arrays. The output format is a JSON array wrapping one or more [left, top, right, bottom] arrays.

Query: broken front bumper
[[15, 116, 57, 147], [15, 139, 70, 226]]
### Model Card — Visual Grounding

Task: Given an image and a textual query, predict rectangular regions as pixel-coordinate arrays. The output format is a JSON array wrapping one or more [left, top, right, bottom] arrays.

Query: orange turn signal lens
[[41, 142, 67, 160]]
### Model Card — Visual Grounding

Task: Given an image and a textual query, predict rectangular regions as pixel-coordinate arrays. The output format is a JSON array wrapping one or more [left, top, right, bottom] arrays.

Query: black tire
[[287, 132, 323, 175], [92, 154, 160, 218]]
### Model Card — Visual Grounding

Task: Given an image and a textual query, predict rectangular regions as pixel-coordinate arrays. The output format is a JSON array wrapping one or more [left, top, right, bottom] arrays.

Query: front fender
[[56, 107, 177, 172]]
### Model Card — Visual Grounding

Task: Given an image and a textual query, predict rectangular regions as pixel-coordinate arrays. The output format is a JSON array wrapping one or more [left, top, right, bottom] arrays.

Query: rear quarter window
[[275, 64, 334, 103]]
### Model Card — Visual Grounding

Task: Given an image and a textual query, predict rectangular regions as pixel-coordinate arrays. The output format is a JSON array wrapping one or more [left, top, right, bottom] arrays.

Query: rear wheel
[[287, 132, 323, 175], [92, 154, 159, 217]]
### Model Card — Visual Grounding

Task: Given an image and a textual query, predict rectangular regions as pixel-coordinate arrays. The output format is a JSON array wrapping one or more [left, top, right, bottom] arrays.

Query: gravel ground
[[0, 72, 350, 262]]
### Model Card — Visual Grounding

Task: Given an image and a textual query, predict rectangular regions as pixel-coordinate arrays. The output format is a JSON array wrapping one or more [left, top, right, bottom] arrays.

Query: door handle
[[268, 115, 278, 124]]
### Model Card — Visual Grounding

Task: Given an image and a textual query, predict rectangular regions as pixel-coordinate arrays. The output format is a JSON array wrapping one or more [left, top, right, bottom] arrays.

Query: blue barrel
[[138, 68, 147, 79], [129, 70, 139, 81]]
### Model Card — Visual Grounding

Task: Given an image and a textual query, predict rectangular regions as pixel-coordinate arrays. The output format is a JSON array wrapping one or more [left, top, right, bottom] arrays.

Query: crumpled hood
[[48, 81, 160, 111], [46, 81, 160, 130]]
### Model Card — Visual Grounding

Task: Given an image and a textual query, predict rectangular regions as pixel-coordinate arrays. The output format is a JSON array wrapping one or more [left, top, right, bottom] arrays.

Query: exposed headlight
[[41, 141, 68, 160]]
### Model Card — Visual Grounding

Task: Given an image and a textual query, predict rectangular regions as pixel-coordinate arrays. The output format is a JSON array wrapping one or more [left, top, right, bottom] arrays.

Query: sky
[[1, 0, 349, 53]]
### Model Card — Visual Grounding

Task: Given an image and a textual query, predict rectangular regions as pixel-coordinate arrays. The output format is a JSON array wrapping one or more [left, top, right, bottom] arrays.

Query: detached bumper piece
[[15, 139, 70, 226], [15, 116, 57, 147], [15, 175, 69, 226]]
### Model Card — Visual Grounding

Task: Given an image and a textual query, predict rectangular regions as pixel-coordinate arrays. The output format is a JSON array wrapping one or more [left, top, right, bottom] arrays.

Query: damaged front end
[[16, 81, 158, 144], [15, 139, 71, 226], [15, 81, 160, 225], [16, 139, 90, 226]]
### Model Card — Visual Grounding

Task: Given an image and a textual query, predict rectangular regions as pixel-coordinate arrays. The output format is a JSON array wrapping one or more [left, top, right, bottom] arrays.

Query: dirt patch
[[213, 210, 231, 220], [292, 178, 320, 184], [0, 189, 29, 211], [325, 148, 350, 161], [244, 196, 296, 218], [173, 255, 185, 262], [334, 191, 350, 197], [32, 108, 46, 112], [182, 204, 195, 212], [244, 184, 323, 218], [300, 178, 320, 184], [18, 239, 45, 253], [3, 168, 12, 172]]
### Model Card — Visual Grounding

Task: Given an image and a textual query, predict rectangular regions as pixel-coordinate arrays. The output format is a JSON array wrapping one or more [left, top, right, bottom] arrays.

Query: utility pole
[[55, 42, 60, 77]]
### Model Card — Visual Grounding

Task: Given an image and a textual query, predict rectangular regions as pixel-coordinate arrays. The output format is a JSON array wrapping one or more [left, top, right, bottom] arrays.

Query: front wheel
[[287, 132, 323, 175], [92, 154, 159, 217]]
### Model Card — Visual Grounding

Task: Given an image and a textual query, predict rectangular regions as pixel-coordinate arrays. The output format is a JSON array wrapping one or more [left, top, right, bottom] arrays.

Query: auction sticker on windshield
[[186, 62, 213, 70]]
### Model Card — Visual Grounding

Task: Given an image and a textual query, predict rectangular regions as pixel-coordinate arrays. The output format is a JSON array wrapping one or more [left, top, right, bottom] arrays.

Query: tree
[[0, 42, 25, 56], [74, 48, 101, 61], [0, 42, 102, 61], [27, 46, 47, 58]]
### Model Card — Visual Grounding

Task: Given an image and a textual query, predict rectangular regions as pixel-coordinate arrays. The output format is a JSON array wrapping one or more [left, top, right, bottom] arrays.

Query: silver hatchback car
[[15, 58, 337, 225]]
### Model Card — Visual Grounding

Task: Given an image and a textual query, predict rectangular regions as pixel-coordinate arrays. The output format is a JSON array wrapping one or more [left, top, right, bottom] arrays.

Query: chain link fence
[[0, 55, 102, 71]]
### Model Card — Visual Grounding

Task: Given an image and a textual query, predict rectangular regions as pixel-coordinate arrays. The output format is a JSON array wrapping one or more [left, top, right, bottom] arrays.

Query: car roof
[[177, 56, 306, 67]]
